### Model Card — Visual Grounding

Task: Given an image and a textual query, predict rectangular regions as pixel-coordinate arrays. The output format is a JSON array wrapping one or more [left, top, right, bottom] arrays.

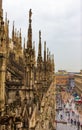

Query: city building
[[74, 70, 82, 97], [55, 70, 69, 90], [68, 72, 75, 89]]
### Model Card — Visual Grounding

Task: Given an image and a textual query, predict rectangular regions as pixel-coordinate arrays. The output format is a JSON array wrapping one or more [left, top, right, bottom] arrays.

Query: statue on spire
[[38, 30, 42, 59], [27, 9, 32, 48], [39, 30, 41, 40], [29, 9, 32, 19]]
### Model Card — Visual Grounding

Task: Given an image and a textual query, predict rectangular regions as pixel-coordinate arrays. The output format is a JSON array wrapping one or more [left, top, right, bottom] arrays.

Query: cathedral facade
[[0, 0, 55, 130]]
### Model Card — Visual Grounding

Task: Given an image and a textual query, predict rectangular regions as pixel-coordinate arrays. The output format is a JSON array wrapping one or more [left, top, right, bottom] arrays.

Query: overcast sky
[[3, 0, 82, 72]]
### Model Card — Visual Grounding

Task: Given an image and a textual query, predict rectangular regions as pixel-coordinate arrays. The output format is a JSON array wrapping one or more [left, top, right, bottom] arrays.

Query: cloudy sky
[[3, 0, 82, 72]]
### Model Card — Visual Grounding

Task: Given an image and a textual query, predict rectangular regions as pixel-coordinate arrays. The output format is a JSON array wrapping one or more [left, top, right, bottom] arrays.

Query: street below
[[55, 87, 82, 130]]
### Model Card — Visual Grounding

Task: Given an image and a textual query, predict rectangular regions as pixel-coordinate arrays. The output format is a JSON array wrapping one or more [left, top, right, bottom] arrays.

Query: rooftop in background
[[56, 70, 68, 75], [74, 70, 82, 77], [80, 70, 82, 74]]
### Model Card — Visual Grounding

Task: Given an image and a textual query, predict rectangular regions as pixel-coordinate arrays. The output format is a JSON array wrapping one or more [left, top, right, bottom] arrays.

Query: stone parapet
[[35, 81, 56, 130]]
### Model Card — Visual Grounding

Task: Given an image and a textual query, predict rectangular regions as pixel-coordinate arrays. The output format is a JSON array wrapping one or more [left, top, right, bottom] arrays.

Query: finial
[[12, 21, 15, 33], [19, 28, 22, 45], [24, 37, 26, 50], [39, 30, 41, 45], [12, 21, 15, 41], [52, 54, 55, 71], [44, 41, 46, 62], [47, 48, 49, 61], [5, 12, 7, 22], [38, 30, 42, 57], [44, 41, 46, 50], [0, 0, 2, 10], [20, 28, 21, 38]]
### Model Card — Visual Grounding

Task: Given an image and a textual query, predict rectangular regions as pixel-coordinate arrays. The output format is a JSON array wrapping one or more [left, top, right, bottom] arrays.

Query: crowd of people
[[59, 94, 82, 130]]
